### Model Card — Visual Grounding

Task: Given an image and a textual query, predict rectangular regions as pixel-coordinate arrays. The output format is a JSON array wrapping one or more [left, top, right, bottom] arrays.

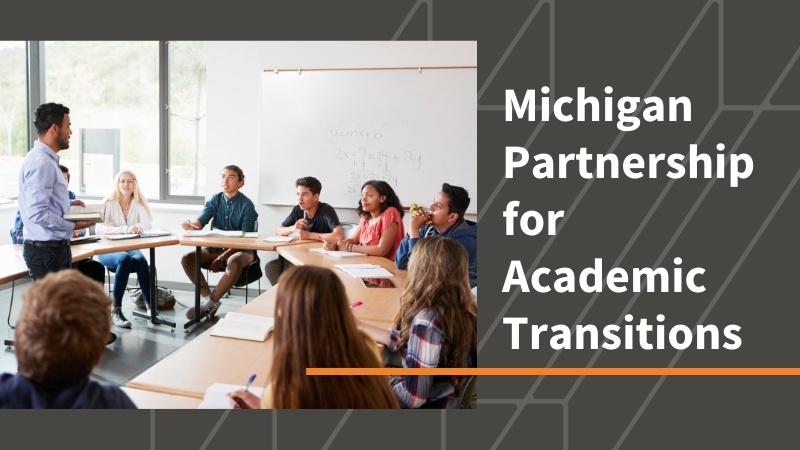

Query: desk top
[[0, 244, 95, 285], [126, 294, 275, 399], [126, 241, 405, 402], [79, 235, 180, 254], [121, 387, 201, 409], [179, 235, 315, 252]]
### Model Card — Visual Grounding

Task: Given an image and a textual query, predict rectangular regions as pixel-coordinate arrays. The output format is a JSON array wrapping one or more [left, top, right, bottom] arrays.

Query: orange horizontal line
[[306, 368, 800, 376]]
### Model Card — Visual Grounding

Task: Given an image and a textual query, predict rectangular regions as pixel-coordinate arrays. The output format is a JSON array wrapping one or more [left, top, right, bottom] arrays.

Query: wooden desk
[[0, 245, 40, 285], [178, 235, 314, 331], [80, 236, 180, 330], [121, 387, 201, 409], [126, 241, 404, 401], [0, 245, 95, 284], [2, 244, 97, 348], [126, 293, 274, 399], [276, 242, 405, 326]]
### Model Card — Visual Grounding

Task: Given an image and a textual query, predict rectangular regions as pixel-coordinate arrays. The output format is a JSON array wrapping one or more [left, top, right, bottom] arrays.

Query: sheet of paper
[[198, 382, 266, 409]]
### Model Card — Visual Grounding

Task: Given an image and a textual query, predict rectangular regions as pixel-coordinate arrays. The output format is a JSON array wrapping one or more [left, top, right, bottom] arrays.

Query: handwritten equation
[[330, 127, 424, 194]]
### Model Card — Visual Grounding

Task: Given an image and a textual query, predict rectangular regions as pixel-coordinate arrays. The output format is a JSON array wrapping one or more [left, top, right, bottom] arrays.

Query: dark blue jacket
[[0, 373, 136, 409], [395, 220, 477, 288]]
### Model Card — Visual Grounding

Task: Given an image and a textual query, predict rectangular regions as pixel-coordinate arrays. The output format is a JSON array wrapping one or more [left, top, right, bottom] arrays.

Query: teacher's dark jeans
[[23, 240, 72, 281]]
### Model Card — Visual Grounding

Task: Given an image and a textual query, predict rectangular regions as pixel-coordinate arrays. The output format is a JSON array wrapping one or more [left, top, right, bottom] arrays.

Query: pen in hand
[[185, 220, 201, 230], [232, 373, 257, 409]]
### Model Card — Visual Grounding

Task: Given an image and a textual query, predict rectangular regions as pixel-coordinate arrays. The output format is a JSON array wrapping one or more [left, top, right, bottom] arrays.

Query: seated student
[[95, 170, 158, 328], [359, 236, 477, 408], [0, 270, 136, 408], [11, 164, 105, 285], [396, 183, 478, 288], [265, 176, 344, 285], [332, 180, 405, 261], [181, 165, 258, 319], [228, 265, 398, 409]]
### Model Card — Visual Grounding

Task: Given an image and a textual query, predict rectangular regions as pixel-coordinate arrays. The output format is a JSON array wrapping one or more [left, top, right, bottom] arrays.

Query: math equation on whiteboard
[[335, 148, 423, 194]]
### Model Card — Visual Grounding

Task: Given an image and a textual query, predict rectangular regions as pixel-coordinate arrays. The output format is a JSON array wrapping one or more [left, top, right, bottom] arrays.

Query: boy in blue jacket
[[396, 183, 477, 288]]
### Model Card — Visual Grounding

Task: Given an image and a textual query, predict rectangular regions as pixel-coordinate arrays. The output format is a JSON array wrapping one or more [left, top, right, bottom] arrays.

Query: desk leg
[[132, 247, 176, 331], [183, 246, 203, 331]]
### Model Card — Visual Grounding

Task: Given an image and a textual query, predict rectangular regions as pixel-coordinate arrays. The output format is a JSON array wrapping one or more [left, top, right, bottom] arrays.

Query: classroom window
[[0, 41, 206, 203], [0, 41, 28, 200], [167, 41, 207, 198], [45, 41, 160, 199]]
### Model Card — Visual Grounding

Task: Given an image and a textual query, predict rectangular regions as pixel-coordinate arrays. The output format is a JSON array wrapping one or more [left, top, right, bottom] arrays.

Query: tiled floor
[[0, 281, 255, 386]]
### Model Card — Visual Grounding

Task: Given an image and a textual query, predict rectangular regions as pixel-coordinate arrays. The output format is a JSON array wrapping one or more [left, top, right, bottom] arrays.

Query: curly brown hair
[[16, 270, 111, 384]]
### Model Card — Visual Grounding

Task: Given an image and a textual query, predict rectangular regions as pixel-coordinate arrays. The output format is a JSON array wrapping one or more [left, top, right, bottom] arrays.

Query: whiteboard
[[259, 68, 477, 213]]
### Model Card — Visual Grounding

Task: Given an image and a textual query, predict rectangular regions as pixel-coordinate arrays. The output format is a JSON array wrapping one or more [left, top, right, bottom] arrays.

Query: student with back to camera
[[0, 270, 136, 408], [227, 266, 399, 409], [359, 236, 477, 408]]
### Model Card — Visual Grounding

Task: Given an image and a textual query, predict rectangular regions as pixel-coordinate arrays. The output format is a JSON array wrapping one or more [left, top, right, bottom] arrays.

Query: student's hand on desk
[[181, 220, 199, 230], [70, 199, 85, 207], [127, 225, 143, 234], [297, 229, 315, 240], [322, 240, 337, 251], [227, 390, 261, 409]]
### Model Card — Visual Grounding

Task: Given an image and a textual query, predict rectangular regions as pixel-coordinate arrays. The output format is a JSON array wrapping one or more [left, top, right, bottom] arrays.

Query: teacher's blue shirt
[[18, 141, 75, 241]]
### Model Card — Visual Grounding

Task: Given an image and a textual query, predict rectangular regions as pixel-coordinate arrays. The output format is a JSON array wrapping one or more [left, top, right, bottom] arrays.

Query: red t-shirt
[[357, 206, 405, 261]]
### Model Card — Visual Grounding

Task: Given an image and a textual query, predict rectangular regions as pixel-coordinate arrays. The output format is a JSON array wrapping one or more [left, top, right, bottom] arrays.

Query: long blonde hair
[[270, 266, 399, 409], [104, 169, 152, 219], [396, 236, 477, 387]]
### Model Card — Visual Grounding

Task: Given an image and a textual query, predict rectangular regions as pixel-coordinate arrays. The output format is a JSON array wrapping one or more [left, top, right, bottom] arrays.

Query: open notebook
[[198, 382, 266, 409], [210, 312, 275, 342]]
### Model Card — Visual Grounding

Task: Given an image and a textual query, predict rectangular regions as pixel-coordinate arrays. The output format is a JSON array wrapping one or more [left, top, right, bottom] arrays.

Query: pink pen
[[350, 301, 363, 308]]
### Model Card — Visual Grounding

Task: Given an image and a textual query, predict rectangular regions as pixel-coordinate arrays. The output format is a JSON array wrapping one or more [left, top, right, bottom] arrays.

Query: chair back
[[341, 222, 358, 239], [234, 254, 263, 287], [457, 375, 477, 409]]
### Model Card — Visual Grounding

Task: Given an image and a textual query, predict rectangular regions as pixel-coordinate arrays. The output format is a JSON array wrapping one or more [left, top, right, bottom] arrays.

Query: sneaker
[[107, 332, 117, 345], [111, 310, 132, 328], [186, 296, 221, 320]]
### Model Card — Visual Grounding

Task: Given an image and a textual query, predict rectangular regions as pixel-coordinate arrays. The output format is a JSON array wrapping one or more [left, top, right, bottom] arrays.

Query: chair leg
[[6, 280, 15, 329]]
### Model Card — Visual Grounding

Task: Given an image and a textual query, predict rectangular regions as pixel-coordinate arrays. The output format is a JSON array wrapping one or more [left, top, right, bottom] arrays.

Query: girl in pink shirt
[[332, 180, 405, 260]]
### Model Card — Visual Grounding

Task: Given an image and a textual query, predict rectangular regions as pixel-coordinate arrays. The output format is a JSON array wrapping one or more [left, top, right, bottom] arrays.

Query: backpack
[[129, 286, 177, 310]]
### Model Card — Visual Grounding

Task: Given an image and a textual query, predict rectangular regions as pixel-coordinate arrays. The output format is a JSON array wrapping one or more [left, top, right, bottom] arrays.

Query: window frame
[[23, 40, 203, 204]]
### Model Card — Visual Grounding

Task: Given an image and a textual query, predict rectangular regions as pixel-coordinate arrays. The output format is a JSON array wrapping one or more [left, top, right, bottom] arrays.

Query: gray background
[[2, 1, 800, 449]]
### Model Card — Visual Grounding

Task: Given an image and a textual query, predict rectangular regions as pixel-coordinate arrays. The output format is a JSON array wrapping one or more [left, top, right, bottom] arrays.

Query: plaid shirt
[[387, 308, 459, 408]]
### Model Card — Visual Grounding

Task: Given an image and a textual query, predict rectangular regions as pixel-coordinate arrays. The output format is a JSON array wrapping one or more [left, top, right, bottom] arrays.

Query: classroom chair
[[341, 222, 358, 239], [200, 219, 263, 303]]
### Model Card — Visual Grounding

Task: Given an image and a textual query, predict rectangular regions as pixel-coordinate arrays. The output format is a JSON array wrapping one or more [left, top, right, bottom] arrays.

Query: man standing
[[395, 183, 478, 288], [12, 164, 106, 285], [265, 176, 344, 285], [18, 103, 94, 281], [181, 165, 258, 319]]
